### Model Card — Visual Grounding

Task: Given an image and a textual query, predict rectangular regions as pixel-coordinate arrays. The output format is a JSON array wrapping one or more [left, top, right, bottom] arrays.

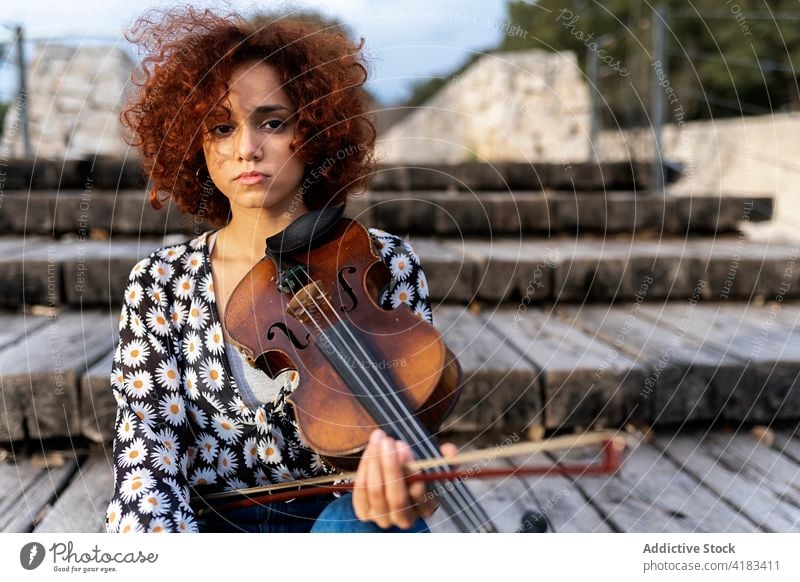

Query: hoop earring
[[195, 164, 212, 186]]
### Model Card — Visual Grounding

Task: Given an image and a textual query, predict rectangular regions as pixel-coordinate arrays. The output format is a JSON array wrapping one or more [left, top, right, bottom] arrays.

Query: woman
[[106, 6, 455, 533]]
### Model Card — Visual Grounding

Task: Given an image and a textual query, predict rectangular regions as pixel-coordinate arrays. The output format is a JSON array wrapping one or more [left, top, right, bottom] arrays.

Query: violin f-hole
[[266, 322, 311, 349], [337, 266, 358, 313]]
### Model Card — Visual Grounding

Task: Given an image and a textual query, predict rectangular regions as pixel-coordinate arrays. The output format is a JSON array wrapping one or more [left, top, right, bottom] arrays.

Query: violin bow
[[192, 429, 639, 516]]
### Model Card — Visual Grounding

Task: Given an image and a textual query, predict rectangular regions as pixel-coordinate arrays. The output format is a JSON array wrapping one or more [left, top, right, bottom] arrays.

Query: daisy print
[[118, 437, 147, 468], [187, 298, 209, 330], [199, 272, 215, 304], [130, 257, 150, 279], [124, 369, 153, 400], [138, 489, 171, 516], [158, 244, 186, 263], [183, 369, 200, 400], [254, 468, 271, 486], [130, 401, 157, 429], [147, 517, 170, 533], [212, 413, 242, 443], [150, 260, 173, 285], [197, 433, 219, 463], [124, 281, 144, 309], [217, 447, 238, 476], [199, 357, 225, 392], [243, 436, 259, 468], [148, 283, 167, 308], [151, 445, 178, 476], [204, 322, 224, 354], [174, 510, 198, 533], [105, 500, 122, 533], [191, 467, 217, 487], [117, 304, 127, 331], [116, 411, 137, 442], [155, 427, 178, 451], [170, 300, 187, 330], [182, 250, 204, 274], [390, 252, 412, 281], [258, 437, 282, 465], [173, 274, 194, 300], [222, 477, 248, 492], [203, 393, 227, 414], [391, 281, 416, 308], [182, 332, 203, 364], [121, 338, 149, 368], [155, 357, 181, 391], [160, 393, 186, 426], [271, 464, 294, 483], [118, 513, 144, 534], [186, 402, 207, 428], [414, 302, 432, 323], [146, 307, 171, 336], [120, 467, 154, 503], [416, 269, 429, 299]]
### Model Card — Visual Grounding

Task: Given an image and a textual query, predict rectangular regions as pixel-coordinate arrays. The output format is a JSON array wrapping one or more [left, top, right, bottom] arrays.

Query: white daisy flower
[[110, 366, 125, 392], [130, 257, 151, 279], [146, 307, 171, 336], [243, 437, 259, 469], [183, 250, 204, 274], [147, 333, 168, 356], [204, 322, 224, 354], [254, 468, 271, 486], [271, 464, 293, 483], [121, 339, 149, 368], [118, 513, 143, 533], [183, 370, 200, 401], [185, 447, 197, 471], [258, 437, 282, 465], [156, 357, 181, 391], [416, 269, 429, 299], [129, 311, 146, 337], [124, 369, 153, 400], [254, 407, 270, 434], [199, 358, 225, 392], [197, 433, 219, 463], [155, 427, 178, 451], [269, 426, 286, 451], [200, 272, 215, 304], [148, 283, 167, 308], [151, 445, 178, 476], [174, 510, 198, 533], [138, 489, 171, 516], [182, 332, 203, 364], [217, 447, 238, 476], [105, 500, 122, 532], [187, 298, 209, 330], [186, 403, 207, 428], [173, 274, 194, 300], [158, 245, 186, 262], [212, 413, 242, 443], [223, 477, 248, 492], [147, 517, 170, 533], [407, 245, 420, 264], [150, 260, 173, 285], [116, 411, 137, 442], [414, 303, 432, 323], [291, 467, 310, 480], [391, 281, 416, 308], [228, 395, 251, 418], [118, 437, 147, 468], [190, 467, 217, 487], [389, 252, 412, 281], [310, 451, 328, 474], [120, 467, 154, 503], [161, 394, 186, 426], [124, 281, 144, 309], [130, 401, 157, 430], [170, 300, 187, 331], [117, 304, 127, 331], [203, 393, 226, 413]]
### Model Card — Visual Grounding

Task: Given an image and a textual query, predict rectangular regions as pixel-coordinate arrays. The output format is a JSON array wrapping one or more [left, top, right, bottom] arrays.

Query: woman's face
[[202, 61, 306, 217]]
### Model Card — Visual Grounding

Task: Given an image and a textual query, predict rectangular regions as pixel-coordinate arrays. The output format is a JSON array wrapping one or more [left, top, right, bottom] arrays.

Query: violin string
[[284, 266, 492, 532]]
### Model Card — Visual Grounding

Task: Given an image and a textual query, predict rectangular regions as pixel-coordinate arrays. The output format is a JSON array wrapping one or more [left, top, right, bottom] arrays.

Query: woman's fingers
[[381, 439, 415, 529]]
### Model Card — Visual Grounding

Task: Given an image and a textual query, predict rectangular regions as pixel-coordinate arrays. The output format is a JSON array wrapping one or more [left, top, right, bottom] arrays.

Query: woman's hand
[[352, 428, 458, 529]]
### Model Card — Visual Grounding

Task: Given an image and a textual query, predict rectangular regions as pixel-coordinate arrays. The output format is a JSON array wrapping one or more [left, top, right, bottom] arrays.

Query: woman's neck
[[214, 204, 308, 266]]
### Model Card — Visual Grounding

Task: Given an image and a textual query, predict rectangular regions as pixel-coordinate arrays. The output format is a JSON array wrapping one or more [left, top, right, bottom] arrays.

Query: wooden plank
[[772, 430, 800, 464], [549, 437, 758, 532], [412, 238, 478, 303], [482, 308, 645, 429], [0, 458, 42, 519], [81, 347, 117, 443], [705, 432, 800, 508], [433, 306, 542, 433], [0, 458, 78, 532], [557, 304, 744, 425], [34, 451, 114, 533], [0, 311, 114, 441], [651, 434, 799, 532]]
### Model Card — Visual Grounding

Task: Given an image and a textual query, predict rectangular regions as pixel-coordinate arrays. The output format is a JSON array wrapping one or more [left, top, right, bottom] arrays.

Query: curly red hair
[[120, 6, 377, 227]]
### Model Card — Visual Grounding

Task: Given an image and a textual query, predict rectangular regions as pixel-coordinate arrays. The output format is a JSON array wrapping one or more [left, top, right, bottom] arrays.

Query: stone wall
[[1, 43, 134, 159], [377, 48, 591, 164]]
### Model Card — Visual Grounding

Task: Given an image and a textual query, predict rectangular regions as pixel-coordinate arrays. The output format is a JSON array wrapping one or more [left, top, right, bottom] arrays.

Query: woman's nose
[[236, 125, 263, 161]]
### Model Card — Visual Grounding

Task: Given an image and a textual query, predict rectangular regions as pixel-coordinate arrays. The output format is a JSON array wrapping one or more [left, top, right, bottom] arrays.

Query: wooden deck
[[2, 427, 798, 533]]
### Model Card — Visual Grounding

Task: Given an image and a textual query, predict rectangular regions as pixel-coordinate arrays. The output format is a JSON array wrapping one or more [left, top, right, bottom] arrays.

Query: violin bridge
[[286, 280, 330, 324]]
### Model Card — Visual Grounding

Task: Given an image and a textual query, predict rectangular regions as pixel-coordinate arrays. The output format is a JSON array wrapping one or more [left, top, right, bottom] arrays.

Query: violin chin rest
[[264, 204, 346, 258]]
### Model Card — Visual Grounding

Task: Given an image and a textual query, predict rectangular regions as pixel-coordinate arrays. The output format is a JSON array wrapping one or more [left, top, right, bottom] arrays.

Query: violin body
[[224, 217, 462, 472]]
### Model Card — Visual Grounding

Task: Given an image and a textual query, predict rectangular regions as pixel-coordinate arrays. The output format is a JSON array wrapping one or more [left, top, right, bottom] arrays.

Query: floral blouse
[[105, 226, 432, 533]]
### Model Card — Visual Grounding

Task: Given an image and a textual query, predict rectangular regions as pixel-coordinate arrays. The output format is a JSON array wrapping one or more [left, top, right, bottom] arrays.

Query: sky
[[0, 0, 512, 105]]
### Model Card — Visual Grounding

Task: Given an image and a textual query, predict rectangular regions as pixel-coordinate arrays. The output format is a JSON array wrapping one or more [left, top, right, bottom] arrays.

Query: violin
[[211, 205, 632, 532]]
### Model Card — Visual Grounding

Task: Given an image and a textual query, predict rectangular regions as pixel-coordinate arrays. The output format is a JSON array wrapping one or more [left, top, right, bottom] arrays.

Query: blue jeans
[[196, 493, 430, 533]]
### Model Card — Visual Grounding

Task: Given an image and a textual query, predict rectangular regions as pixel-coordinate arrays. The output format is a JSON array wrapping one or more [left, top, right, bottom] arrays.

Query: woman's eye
[[211, 125, 233, 135], [262, 119, 285, 130]]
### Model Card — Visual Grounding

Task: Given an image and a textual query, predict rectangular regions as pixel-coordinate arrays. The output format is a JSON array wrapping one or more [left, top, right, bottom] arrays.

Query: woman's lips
[[236, 173, 270, 185]]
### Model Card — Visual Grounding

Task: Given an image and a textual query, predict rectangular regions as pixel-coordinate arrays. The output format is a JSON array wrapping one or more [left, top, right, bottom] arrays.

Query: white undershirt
[[208, 230, 286, 408]]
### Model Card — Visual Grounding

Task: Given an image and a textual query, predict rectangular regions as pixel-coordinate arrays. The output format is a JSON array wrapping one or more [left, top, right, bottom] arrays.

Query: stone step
[[2, 158, 679, 191], [0, 233, 795, 309], [0, 301, 797, 443], [1, 189, 770, 236]]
